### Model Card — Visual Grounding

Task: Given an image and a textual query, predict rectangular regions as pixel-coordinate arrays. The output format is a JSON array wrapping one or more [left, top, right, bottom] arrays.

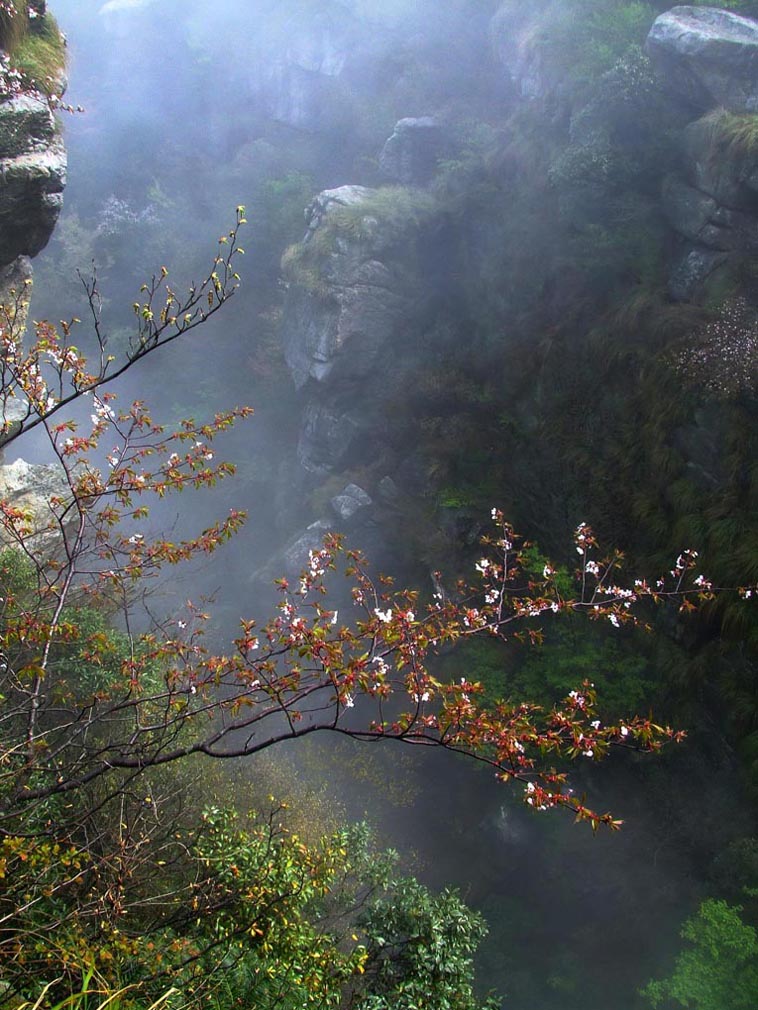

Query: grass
[[0, 2, 66, 97], [0, 1, 28, 54], [697, 107, 758, 165]]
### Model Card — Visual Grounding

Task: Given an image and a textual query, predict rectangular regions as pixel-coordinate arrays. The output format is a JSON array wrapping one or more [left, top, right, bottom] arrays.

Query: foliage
[[0, 1, 66, 100], [642, 900, 758, 1010], [12, 8, 65, 97], [536, 0, 658, 89], [696, 107, 758, 165], [357, 880, 498, 1010], [0, 0, 27, 54]]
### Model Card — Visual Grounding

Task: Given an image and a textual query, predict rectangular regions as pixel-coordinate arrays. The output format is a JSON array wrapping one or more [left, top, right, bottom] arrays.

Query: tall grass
[[0, 1, 66, 96], [0, 1, 28, 54], [13, 970, 180, 1010]]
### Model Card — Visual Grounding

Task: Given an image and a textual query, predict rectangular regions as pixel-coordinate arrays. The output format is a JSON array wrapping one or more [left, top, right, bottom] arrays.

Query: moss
[[282, 186, 437, 295]]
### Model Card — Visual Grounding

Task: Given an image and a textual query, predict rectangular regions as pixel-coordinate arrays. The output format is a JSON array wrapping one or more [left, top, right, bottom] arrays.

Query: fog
[[27, 1, 758, 1007]]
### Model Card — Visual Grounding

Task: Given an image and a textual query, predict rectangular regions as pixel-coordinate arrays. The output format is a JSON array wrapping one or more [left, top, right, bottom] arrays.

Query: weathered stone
[[0, 94, 57, 159], [330, 483, 372, 523], [682, 115, 758, 208], [0, 457, 69, 550], [661, 174, 740, 249], [0, 254, 32, 325], [297, 402, 362, 474], [379, 117, 447, 185], [0, 136, 66, 266], [252, 518, 334, 586], [489, 0, 553, 100], [282, 185, 418, 392], [663, 176, 717, 241], [668, 243, 728, 301], [646, 7, 758, 113], [662, 170, 758, 261], [377, 475, 400, 503]]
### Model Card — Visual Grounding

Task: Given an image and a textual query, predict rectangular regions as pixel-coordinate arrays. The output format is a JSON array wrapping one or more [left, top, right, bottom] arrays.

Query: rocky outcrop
[[647, 8, 758, 300], [246, 9, 395, 133], [282, 184, 431, 472], [330, 482, 372, 524], [646, 6, 758, 114], [0, 457, 70, 550], [489, 0, 553, 101], [379, 118, 448, 185], [0, 93, 66, 266]]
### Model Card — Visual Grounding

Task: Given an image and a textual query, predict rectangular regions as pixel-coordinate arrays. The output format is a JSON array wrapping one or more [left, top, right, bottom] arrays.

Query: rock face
[[244, 10, 395, 133], [0, 457, 70, 550], [489, 0, 552, 100], [646, 6, 758, 113], [330, 483, 372, 524], [647, 9, 758, 299], [379, 118, 447, 185], [0, 92, 66, 266], [282, 184, 428, 473], [0, 70, 68, 548]]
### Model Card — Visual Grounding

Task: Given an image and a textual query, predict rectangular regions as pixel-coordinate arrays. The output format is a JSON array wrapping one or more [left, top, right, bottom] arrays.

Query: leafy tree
[[643, 899, 758, 1010]]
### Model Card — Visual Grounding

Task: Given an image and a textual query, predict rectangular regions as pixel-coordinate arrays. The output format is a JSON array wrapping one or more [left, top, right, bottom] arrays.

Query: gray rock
[[490, 0, 553, 100], [282, 185, 419, 391], [377, 475, 400, 503], [668, 243, 728, 301], [683, 115, 754, 208], [0, 136, 66, 266], [662, 171, 758, 255], [661, 174, 744, 250], [330, 483, 372, 523], [280, 519, 334, 578], [251, 518, 334, 586], [646, 6, 758, 113], [0, 457, 70, 551], [663, 175, 719, 243], [0, 95, 56, 159], [297, 402, 362, 474], [379, 117, 447, 185], [302, 185, 375, 240]]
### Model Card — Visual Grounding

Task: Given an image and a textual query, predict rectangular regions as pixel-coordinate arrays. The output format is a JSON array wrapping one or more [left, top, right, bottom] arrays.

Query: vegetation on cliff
[[0, 0, 65, 99]]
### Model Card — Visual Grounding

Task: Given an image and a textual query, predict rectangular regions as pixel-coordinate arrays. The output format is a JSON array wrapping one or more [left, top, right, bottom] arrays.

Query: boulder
[[282, 185, 420, 391], [0, 457, 69, 550], [662, 175, 737, 249], [489, 0, 554, 101], [0, 130, 66, 265], [0, 94, 57, 159], [379, 117, 447, 185], [330, 483, 372, 524], [251, 518, 334, 586], [297, 401, 363, 474], [668, 243, 728, 301], [681, 112, 758, 209], [646, 6, 758, 114]]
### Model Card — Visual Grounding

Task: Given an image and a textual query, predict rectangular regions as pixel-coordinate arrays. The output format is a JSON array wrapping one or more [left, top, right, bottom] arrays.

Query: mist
[[21, 1, 758, 1007]]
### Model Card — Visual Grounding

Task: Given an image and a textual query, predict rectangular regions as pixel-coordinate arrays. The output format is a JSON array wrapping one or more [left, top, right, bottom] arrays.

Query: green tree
[[643, 899, 758, 1010]]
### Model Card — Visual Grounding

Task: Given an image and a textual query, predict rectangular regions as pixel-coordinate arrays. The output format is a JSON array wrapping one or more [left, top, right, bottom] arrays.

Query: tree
[[0, 211, 737, 1004], [642, 899, 758, 1010]]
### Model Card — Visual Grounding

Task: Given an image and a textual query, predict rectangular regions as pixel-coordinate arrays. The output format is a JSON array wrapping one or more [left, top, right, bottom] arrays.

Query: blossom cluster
[[672, 297, 758, 398]]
